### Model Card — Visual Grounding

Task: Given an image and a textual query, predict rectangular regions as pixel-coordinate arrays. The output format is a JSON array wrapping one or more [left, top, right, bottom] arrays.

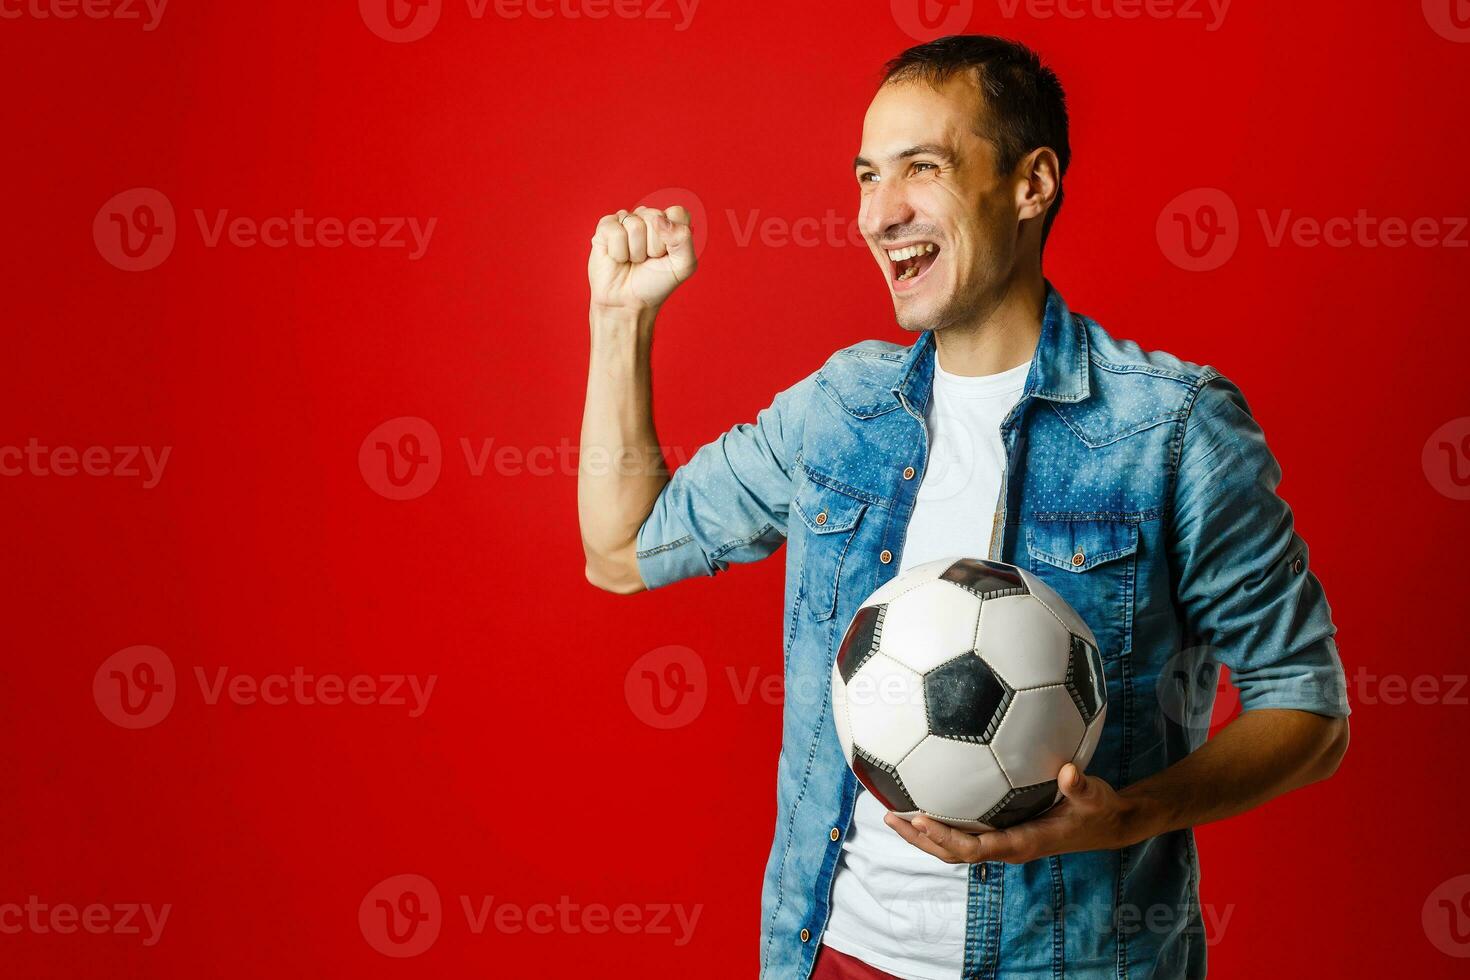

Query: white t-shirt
[[822, 355, 1032, 980]]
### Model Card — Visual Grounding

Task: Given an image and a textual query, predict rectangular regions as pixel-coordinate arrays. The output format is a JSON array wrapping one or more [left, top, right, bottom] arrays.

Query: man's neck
[[931, 273, 1046, 377]]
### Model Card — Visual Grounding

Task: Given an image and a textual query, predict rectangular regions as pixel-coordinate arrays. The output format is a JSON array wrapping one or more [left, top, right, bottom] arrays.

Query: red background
[[3, 0, 1469, 976]]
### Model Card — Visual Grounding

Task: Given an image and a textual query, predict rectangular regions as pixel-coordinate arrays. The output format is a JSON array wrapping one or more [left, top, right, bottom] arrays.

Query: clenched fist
[[588, 205, 697, 315]]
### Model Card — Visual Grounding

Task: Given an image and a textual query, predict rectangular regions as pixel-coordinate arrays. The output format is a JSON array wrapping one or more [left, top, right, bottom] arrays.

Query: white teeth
[[889, 242, 936, 281], [885, 243, 937, 262]]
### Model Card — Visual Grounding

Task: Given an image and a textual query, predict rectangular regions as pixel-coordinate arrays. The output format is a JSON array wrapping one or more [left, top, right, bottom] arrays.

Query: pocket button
[[815, 511, 828, 526], [1071, 551, 1085, 567]]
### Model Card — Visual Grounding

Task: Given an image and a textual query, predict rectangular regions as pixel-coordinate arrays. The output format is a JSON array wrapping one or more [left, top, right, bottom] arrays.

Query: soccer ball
[[832, 557, 1107, 831]]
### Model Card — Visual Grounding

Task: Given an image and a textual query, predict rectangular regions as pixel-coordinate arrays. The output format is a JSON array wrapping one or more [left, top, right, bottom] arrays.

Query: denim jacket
[[635, 285, 1349, 979]]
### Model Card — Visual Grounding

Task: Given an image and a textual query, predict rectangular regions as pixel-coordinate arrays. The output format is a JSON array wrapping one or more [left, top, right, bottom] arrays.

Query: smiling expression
[[856, 75, 1028, 333]]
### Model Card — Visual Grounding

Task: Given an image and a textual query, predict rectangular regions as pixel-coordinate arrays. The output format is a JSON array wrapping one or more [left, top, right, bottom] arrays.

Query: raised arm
[[579, 205, 698, 594]]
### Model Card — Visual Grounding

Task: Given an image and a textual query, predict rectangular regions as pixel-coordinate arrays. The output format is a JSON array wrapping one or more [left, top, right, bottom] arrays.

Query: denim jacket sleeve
[[1168, 373, 1351, 717], [635, 374, 814, 591]]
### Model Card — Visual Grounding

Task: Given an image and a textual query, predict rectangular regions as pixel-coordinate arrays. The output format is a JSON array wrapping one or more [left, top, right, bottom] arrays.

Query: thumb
[[1058, 763, 1089, 799], [661, 212, 698, 276]]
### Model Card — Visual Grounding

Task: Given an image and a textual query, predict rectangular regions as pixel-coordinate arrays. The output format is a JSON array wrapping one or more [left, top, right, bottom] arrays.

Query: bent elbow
[[584, 560, 647, 595], [1315, 716, 1350, 782]]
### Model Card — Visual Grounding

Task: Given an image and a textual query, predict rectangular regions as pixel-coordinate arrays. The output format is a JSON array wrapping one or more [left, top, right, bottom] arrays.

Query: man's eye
[[913, 162, 938, 173], [858, 172, 880, 184]]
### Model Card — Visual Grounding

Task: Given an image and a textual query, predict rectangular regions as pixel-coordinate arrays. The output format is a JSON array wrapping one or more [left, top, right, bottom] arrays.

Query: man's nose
[[861, 180, 915, 242]]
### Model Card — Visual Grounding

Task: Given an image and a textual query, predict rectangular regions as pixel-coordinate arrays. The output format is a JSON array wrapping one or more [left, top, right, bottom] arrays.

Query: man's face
[[856, 76, 1021, 332]]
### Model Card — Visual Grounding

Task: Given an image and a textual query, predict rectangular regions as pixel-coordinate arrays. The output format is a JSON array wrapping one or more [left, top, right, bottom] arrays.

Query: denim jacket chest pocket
[[1025, 517, 1140, 661], [792, 476, 869, 623]]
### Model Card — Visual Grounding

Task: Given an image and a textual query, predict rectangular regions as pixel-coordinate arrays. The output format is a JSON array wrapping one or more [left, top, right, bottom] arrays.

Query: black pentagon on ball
[[837, 604, 885, 685], [923, 653, 1012, 743], [850, 745, 917, 812], [939, 558, 1030, 599], [1064, 634, 1107, 723], [981, 780, 1059, 829]]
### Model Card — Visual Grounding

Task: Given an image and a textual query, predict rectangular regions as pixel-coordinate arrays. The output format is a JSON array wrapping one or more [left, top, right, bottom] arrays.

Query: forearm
[[1117, 708, 1350, 844], [578, 306, 669, 592]]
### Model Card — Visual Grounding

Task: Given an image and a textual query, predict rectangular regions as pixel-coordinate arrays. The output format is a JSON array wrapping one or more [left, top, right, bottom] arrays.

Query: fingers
[[633, 206, 667, 259], [913, 816, 987, 863], [593, 213, 629, 264], [897, 813, 1041, 865], [884, 771, 1107, 866], [885, 812, 963, 863], [923, 815, 1034, 863], [977, 823, 1045, 864], [620, 212, 649, 263], [593, 206, 692, 265]]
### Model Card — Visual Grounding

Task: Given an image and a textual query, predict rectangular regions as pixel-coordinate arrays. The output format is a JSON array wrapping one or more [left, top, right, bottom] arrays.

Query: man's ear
[[1015, 146, 1061, 225]]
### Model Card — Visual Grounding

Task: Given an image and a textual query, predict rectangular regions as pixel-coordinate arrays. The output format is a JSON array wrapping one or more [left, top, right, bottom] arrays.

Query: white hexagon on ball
[[845, 654, 929, 764], [878, 580, 983, 675], [989, 686, 1086, 788], [895, 735, 1011, 827], [975, 594, 1072, 690], [862, 557, 954, 608]]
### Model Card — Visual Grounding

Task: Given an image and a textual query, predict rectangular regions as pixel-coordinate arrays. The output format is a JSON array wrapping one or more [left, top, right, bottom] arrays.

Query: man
[[578, 35, 1349, 980]]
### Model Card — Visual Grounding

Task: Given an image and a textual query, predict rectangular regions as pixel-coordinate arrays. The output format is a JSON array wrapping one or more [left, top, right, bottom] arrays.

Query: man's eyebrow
[[853, 144, 957, 170]]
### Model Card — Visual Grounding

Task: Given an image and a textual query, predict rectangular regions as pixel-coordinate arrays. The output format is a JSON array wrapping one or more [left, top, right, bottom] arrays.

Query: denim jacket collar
[[890, 281, 1092, 416]]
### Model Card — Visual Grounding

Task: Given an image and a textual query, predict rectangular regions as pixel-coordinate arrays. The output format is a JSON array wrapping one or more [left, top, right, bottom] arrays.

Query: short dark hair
[[883, 35, 1070, 248]]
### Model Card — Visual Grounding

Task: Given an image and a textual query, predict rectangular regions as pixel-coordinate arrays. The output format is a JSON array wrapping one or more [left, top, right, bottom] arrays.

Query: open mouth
[[886, 242, 940, 289]]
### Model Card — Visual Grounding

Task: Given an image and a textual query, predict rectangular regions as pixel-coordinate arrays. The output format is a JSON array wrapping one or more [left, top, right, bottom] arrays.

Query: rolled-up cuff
[[1232, 636, 1351, 718]]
